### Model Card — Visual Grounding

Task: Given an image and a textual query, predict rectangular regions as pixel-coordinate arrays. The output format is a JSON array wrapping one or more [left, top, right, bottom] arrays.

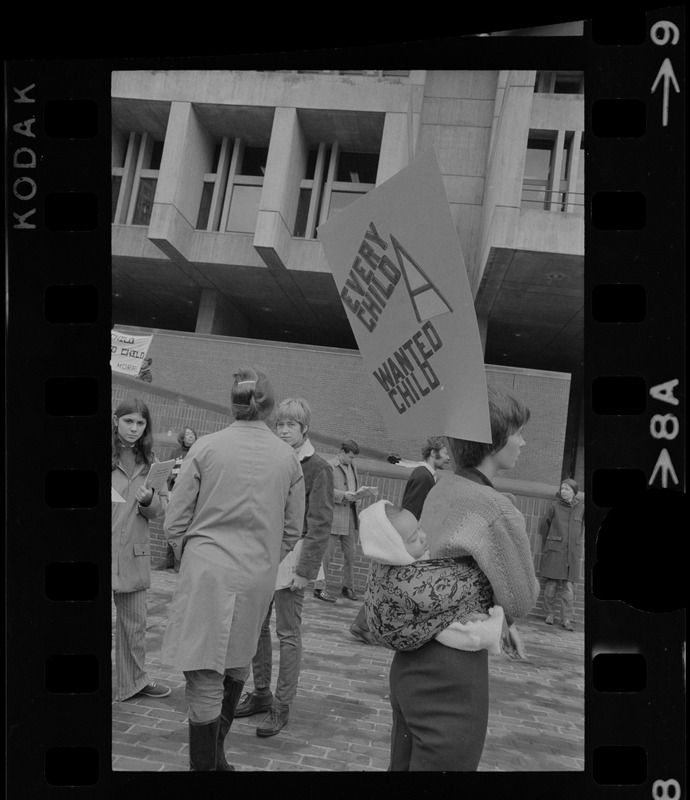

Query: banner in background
[[318, 149, 491, 443], [110, 330, 153, 377]]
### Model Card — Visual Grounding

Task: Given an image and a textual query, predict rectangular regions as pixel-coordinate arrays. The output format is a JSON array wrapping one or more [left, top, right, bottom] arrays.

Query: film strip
[[5, 7, 685, 795]]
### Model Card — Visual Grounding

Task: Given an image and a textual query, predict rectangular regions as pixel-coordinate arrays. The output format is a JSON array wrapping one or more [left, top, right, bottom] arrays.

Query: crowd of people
[[111, 368, 584, 771]]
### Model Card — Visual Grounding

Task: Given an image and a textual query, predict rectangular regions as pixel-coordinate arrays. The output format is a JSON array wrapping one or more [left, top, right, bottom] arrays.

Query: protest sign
[[110, 330, 153, 376], [318, 149, 491, 442]]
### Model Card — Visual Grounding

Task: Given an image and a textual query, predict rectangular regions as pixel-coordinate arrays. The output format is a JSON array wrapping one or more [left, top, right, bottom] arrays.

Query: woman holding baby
[[362, 387, 539, 771]]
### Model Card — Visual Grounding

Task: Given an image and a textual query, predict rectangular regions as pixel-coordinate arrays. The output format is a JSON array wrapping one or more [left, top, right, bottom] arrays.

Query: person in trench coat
[[161, 368, 305, 771], [538, 478, 584, 631]]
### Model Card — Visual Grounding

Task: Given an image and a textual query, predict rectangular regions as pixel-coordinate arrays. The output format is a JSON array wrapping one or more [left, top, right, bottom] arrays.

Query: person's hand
[[290, 573, 310, 592], [343, 491, 357, 503], [502, 623, 527, 660], [136, 486, 154, 506]]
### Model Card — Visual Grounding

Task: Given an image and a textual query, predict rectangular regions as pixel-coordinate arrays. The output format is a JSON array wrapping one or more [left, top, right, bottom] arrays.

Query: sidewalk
[[112, 569, 584, 772]]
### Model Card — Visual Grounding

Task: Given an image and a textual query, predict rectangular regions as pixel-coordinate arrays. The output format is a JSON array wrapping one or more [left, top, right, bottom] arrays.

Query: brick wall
[[114, 326, 572, 483]]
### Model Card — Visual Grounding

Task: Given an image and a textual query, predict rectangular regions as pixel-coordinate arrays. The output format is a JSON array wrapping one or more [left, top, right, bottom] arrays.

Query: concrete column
[[474, 71, 536, 290], [114, 131, 138, 225], [254, 106, 307, 270], [548, 129, 566, 211], [195, 288, 248, 337], [149, 102, 216, 262], [377, 111, 413, 184]]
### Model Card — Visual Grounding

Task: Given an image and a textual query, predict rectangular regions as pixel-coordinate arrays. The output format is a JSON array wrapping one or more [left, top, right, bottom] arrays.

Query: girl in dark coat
[[538, 478, 584, 631], [168, 426, 199, 490]]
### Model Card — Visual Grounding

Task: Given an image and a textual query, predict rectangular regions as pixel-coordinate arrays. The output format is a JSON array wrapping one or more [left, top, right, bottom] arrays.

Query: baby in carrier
[[360, 500, 505, 654]]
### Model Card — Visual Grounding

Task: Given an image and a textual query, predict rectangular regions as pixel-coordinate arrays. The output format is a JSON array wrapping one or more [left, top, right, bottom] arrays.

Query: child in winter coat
[[539, 478, 584, 631]]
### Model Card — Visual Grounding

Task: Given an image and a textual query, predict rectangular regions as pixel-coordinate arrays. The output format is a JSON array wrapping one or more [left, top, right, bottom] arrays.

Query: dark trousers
[[389, 639, 489, 771]]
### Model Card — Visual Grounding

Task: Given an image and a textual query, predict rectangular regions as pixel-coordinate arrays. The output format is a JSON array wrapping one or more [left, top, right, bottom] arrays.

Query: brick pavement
[[112, 569, 584, 772]]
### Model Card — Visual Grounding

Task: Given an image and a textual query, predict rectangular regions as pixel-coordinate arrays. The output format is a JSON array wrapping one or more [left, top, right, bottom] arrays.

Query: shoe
[[341, 587, 358, 601], [136, 681, 171, 698], [562, 619, 574, 631], [234, 690, 274, 718], [350, 624, 376, 645], [545, 615, 554, 625], [314, 588, 336, 603], [256, 706, 289, 738]]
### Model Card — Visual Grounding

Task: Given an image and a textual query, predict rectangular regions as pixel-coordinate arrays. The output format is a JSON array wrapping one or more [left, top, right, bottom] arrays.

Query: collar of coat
[[294, 438, 315, 462]]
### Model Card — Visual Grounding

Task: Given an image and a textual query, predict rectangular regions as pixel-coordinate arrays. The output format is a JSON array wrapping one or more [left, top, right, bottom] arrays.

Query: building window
[[227, 184, 262, 233], [522, 136, 553, 210], [293, 143, 378, 239], [111, 131, 165, 226], [195, 138, 268, 234], [522, 130, 584, 213], [196, 181, 215, 230], [132, 177, 158, 225], [534, 71, 584, 94], [226, 145, 267, 233]]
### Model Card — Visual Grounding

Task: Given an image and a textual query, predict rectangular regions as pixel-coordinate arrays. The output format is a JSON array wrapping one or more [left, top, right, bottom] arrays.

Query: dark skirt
[[388, 639, 489, 771]]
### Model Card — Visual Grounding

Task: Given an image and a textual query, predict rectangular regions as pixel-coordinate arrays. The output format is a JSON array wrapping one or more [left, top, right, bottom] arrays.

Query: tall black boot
[[217, 677, 245, 771], [189, 716, 221, 771]]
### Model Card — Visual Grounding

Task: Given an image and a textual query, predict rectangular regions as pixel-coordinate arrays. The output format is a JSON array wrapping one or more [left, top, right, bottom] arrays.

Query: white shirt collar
[[294, 438, 315, 462]]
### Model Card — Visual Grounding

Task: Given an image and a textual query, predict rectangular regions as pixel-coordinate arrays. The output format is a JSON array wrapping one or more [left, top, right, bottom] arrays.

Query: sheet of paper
[[145, 459, 175, 491], [276, 540, 304, 590], [355, 486, 379, 499]]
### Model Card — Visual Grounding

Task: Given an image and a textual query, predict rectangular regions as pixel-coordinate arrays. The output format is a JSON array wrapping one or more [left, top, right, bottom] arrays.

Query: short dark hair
[[447, 387, 530, 469], [422, 436, 445, 460], [340, 439, 359, 455]]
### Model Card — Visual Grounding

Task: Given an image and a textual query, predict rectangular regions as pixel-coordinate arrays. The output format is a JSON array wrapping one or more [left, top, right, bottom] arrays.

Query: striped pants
[[113, 589, 149, 701]]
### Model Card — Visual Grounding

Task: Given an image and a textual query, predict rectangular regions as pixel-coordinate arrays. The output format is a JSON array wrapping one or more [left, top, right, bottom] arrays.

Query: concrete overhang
[[476, 245, 584, 375]]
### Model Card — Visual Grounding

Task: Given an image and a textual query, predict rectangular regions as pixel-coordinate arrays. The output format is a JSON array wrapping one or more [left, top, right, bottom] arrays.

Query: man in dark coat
[[136, 357, 153, 383], [235, 398, 334, 737]]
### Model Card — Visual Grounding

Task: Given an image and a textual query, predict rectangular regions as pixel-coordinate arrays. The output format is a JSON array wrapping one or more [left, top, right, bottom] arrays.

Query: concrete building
[[112, 67, 584, 479]]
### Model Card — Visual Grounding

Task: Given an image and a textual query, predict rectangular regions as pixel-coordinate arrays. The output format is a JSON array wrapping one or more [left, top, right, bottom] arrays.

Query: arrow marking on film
[[651, 58, 680, 127]]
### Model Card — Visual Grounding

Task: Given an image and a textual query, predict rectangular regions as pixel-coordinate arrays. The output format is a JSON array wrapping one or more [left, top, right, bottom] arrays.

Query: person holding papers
[[313, 439, 378, 603], [160, 368, 305, 771], [111, 398, 170, 702]]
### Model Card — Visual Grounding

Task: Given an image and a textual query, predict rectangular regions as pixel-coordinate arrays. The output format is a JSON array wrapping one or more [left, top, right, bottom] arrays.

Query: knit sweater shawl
[[420, 474, 540, 619]]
